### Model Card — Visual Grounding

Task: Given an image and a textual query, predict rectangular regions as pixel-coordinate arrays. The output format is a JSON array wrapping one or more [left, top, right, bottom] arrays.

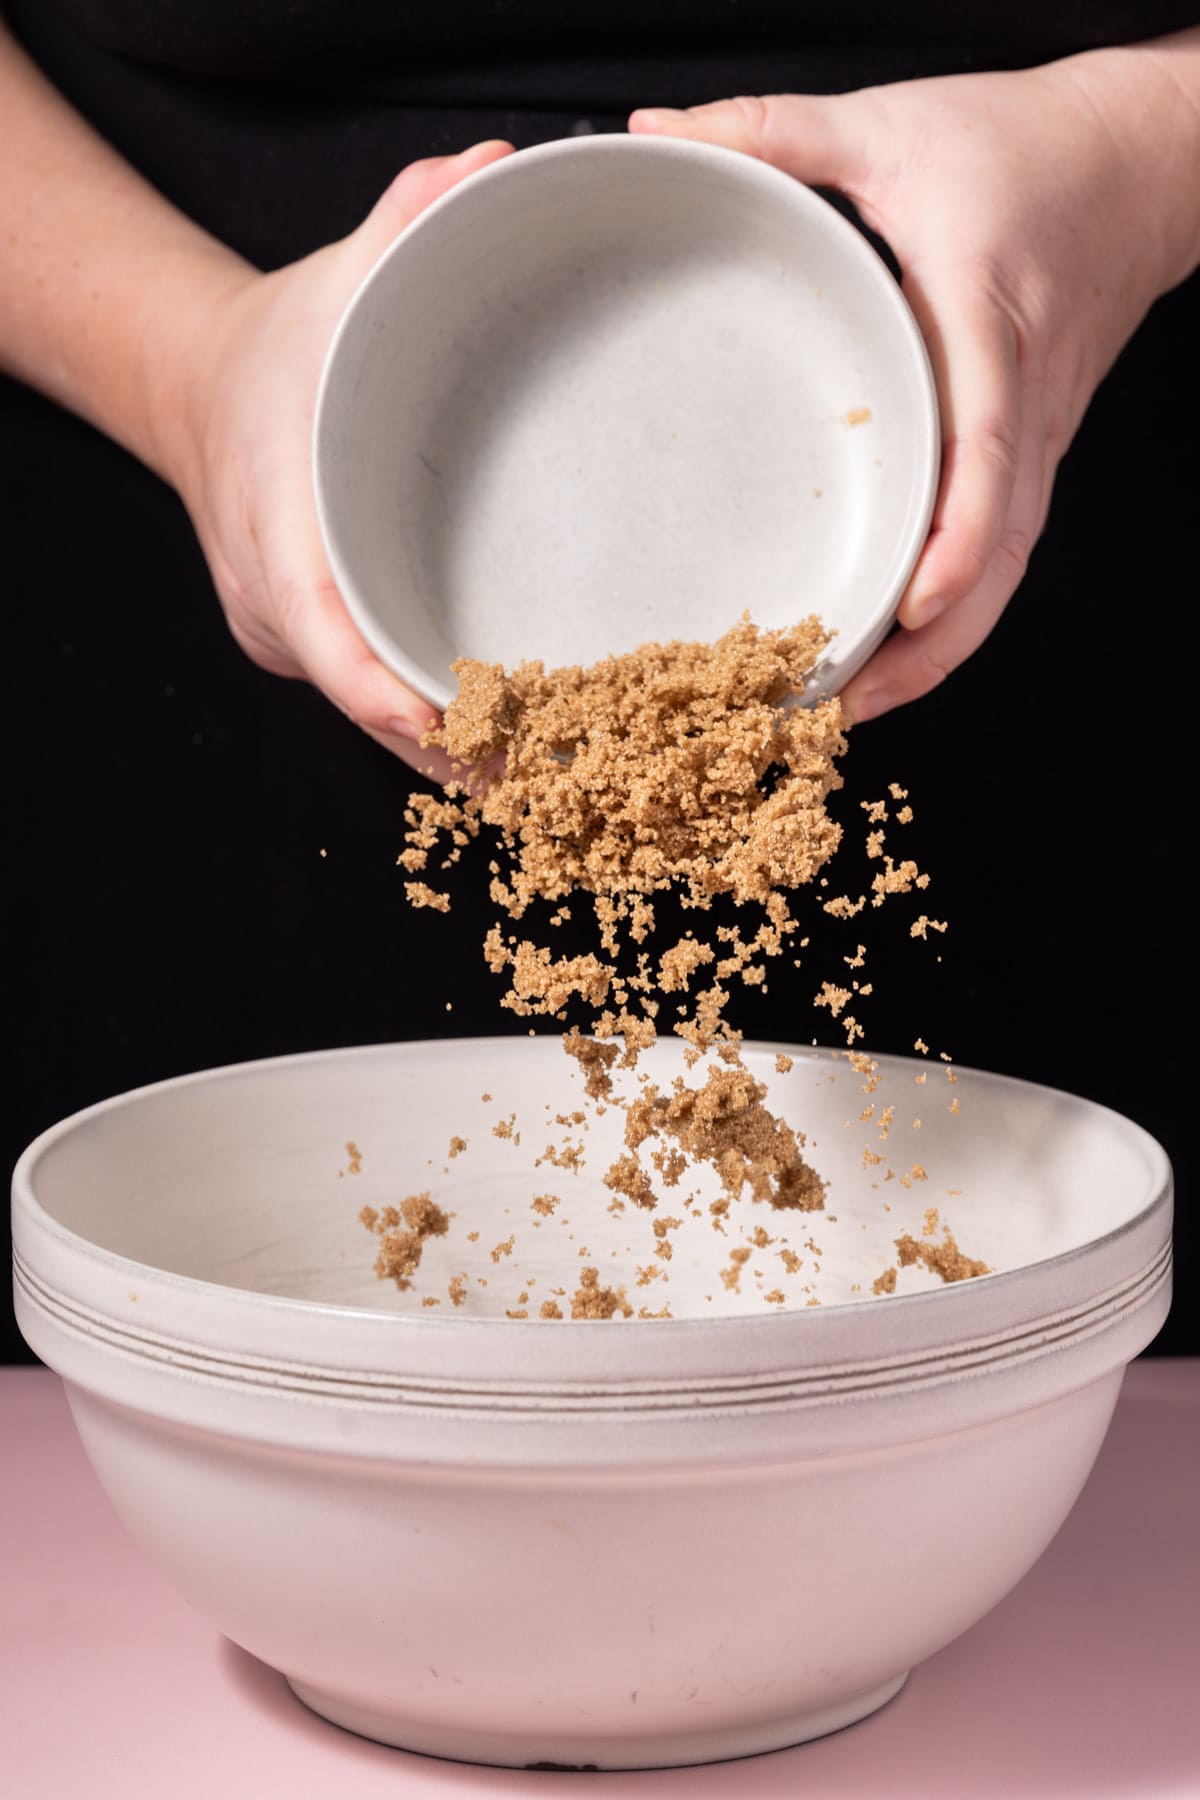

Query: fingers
[[898, 269, 1024, 632], [276, 571, 440, 742], [841, 370, 1052, 722], [839, 567, 1011, 723], [196, 142, 519, 768], [236, 142, 516, 765], [360, 724, 457, 785], [629, 94, 868, 191], [836, 263, 1038, 722], [254, 482, 442, 760], [353, 140, 514, 268], [270, 588, 452, 778]]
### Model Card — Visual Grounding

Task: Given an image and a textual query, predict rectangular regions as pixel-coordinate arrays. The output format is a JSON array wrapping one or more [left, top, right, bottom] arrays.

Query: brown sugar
[[570, 1267, 634, 1320], [604, 1151, 658, 1209], [910, 915, 947, 940], [484, 932, 614, 1019], [658, 938, 716, 992], [402, 618, 848, 1073], [362, 1192, 450, 1290], [870, 857, 930, 906], [427, 616, 842, 916], [536, 1139, 585, 1172], [619, 1060, 825, 1214], [896, 1230, 990, 1283], [404, 882, 451, 912], [719, 1246, 753, 1292], [376, 615, 987, 1316], [652, 1216, 684, 1259], [563, 1029, 620, 1101]]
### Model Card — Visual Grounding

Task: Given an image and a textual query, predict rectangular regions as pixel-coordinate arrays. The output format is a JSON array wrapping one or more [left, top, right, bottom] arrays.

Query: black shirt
[[9, 2, 1196, 264], [3, 1, 1197, 1362]]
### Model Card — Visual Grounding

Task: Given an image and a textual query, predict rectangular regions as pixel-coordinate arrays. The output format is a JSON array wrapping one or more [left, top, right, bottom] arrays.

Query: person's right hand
[[163, 142, 513, 769]]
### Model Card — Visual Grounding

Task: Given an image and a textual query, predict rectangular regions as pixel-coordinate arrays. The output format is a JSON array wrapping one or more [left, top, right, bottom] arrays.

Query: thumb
[[352, 140, 515, 269], [629, 95, 867, 192]]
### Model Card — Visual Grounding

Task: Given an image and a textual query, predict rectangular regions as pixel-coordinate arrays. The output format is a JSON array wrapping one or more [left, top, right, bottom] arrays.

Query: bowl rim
[[12, 1035, 1172, 1339]]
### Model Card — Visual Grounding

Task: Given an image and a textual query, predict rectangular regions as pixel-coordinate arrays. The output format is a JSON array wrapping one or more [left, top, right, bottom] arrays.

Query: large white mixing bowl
[[12, 1039, 1171, 1768]]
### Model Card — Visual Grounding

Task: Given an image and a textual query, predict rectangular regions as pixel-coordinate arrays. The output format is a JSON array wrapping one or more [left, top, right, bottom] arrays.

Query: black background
[[2, 0, 1196, 1359], [4, 259, 1195, 1360]]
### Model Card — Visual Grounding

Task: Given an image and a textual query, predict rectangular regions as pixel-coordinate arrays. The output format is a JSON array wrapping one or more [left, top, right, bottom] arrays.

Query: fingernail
[[629, 108, 687, 129], [388, 712, 437, 742], [908, 591, 949, 629], [845, 689, 893, 726]]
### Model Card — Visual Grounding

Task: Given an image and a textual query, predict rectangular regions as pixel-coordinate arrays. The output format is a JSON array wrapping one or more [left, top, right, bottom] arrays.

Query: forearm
[[1056, 26, 1200, 299], [0, 20, 253, 484]]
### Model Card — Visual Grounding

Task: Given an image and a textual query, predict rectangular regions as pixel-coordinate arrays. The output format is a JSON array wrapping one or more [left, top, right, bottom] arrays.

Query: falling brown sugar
[[361, 1194, 450, 1290], [618, 1059, 825, 1214], [369, 616, 988, 1314]]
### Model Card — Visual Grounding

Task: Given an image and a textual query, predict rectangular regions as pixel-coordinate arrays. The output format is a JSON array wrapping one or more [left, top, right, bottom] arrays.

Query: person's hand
[[164, 141, 513, 769], [630, 40, 1199, 722]]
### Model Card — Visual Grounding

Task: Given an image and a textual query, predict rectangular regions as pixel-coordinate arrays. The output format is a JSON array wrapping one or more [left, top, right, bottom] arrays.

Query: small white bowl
[[12, 1040, 1170, 1769], [313, 136, 939, 711]]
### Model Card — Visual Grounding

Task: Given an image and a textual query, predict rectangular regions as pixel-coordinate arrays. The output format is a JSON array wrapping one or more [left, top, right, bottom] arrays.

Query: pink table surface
[[3, 1361, 1198, 1800]]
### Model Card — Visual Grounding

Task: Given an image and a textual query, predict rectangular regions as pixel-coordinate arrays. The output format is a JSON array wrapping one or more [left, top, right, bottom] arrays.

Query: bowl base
[[286, 1670, 908, 1769]]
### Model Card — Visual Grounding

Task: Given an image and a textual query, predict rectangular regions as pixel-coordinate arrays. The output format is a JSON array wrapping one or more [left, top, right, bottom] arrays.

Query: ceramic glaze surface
[[313, 137, 939, 710]]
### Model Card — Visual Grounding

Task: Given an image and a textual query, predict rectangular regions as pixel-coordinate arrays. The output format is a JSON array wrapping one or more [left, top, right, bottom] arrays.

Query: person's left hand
[[630, 35, 1199, 721]]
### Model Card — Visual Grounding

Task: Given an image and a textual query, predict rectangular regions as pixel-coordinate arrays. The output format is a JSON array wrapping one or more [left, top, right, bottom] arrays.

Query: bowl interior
[[314, 137, 938, 711], [24, 1040, 1164, 1324]]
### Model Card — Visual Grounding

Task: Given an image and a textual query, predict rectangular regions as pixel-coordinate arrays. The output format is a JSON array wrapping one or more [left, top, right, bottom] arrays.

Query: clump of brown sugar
[[619, 1059, 825, 1214], [570, 1267, 634, 1320], [896, 1229, 990, 1283], [423, 616, 842, 915], [405, 882, 451, 913], [484, 932, 614, 1020], [720, 1246, 753, 1292], [361, 1193, 450, 1289]]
